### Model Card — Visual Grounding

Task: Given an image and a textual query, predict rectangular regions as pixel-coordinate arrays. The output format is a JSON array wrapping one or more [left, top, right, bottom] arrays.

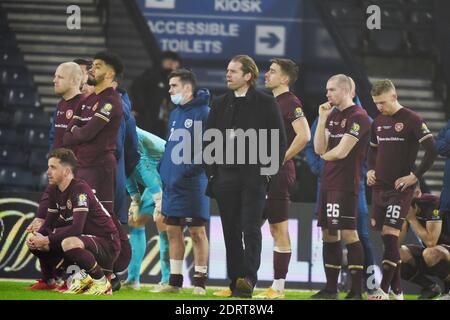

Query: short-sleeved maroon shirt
[[371, 107, 433, 189], [321, 105, 370, 194]]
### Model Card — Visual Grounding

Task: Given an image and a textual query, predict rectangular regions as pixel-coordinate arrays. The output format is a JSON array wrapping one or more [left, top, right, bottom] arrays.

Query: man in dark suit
[[204, 55, 286, 298]]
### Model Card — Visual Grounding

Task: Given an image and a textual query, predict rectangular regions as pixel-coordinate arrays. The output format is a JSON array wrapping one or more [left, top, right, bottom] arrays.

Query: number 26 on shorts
[[327, 203, 340, 217]]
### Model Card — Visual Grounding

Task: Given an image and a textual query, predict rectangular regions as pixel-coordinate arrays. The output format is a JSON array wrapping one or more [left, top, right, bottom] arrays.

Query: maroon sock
[[169, 274, 183, 288], [428, 260, 450, 282], [401, 262, 434, 288], [323, 241, 342, 293], [346, 241, 364, 295], [193, 272, 207, 289], [64, 248, 104, 279], [380, 235, 400, 293], [390, 261, 402, 294], [274, 250, 291, 280]]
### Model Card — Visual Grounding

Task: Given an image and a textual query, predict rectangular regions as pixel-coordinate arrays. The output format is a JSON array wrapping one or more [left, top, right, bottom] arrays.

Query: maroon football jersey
[[53, 93, 85, 149], [63, 87, 123, 167], [371, 107, 433, 189], [46, 178, 117, 244], [321, 105, 370, 194], [412, 193, 449, 246], [276, 91, 306, 147]]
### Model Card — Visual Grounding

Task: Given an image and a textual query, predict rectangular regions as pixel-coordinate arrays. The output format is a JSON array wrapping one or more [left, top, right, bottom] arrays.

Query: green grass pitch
[[0, 280, 420, 300]]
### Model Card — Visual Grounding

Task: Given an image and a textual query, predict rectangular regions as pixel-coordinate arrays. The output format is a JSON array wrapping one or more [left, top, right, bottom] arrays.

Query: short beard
[[87, 77, 97, 86]]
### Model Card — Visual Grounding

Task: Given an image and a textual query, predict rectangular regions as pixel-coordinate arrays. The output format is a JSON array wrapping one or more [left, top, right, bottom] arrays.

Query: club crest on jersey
[[341, 119, 347, 128], [77, 193, 88, 207], [294, 107, 304, 118], [66, 109, 73, 119], [66, 199, 72, 210], [395, 123, 404, 132], [100, 103, 112, 115], [184, 119, 193, 128], [350, 122, 360, 136], [421, 123, 431, 134]]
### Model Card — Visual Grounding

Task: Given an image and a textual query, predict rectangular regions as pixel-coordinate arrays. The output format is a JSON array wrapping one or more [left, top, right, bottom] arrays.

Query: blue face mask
[[170, 93, 183, 105]]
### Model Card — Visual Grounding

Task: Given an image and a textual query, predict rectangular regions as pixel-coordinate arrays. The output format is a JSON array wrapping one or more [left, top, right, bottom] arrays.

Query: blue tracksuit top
[[436, 120, 450, 211], [158, 89, 210, 220]]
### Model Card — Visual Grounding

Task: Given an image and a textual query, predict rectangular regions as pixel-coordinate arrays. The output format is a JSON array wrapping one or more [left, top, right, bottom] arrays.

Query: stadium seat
[[4, 87, 40, 109], [0, 66, 33, 87], [0, 47, 24, 67], [0, 167, 36, 190], [0, 127, 21, 145], [368, 29, 407, 53], [23, 128, 49, 148], [13, 110, 50, 129], [410, 11, 434, 26], [340, 26, 363, 51], [29, 148, 49, 173], [0, 146, 28, 167], [409, 29, 434, 55], [0, 111, 13, 127]]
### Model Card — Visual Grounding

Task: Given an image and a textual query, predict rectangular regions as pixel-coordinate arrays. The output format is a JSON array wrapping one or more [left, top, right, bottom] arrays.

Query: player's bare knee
[[61, 237, 83, 251], [189, 228, 206, 243], [423, 247, 442, 266], [400, 245, 414, 263]]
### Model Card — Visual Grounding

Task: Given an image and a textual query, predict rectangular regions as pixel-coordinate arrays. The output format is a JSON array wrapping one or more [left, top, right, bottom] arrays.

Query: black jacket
[[204, 86, 287, 190]]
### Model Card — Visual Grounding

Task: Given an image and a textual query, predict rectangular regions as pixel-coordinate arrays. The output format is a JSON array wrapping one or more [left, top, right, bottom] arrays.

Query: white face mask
[[170, 93, 183, 105]]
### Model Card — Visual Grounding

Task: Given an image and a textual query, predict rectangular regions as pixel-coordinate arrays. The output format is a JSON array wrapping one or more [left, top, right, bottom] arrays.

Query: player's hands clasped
[[367, 170, 376, 186], [395, 172, 418, 192]]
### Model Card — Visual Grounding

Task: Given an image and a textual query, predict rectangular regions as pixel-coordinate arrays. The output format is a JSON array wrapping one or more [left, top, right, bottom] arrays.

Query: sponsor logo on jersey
[[77, 193, 88, 207], [377, 126, 382, 132], [395, 122, 404, 132], [422, 123, 431, 134], [100, 103, 112, 115], [66, 109, 73, 120], [350, 122, 360, 136], [184, 119, 193, 128], [66, 199, 72, 210], [294, 107, 304, 118]]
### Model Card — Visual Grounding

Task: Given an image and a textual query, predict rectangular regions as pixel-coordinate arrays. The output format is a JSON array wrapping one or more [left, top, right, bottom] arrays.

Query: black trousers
[[213, 167, 267, 289]]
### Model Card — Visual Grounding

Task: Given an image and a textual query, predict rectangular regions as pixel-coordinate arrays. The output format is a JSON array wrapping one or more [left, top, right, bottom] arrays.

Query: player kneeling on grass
[[26, 148, 121, 295], [399, 184, 450, 300]]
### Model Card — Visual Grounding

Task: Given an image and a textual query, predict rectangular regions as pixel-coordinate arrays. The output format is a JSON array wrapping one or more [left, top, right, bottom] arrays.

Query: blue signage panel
[[136, 0, 302, 61]]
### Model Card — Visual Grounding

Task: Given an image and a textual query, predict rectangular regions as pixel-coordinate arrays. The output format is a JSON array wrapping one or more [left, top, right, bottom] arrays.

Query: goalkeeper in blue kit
[[123, 127, 170, 291]]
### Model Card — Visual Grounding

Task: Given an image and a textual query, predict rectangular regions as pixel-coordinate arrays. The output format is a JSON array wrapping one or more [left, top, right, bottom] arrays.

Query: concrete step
[[7, 12, 101, 24], [16, 33, 105, 46], [369, 77, 432, 88], [9, 22, 103, 35], [417, 110, 447, 120], [37, 85, 55, 96], [2, 2, 97, 14], [396, 88, 435, 99], [399, 99, 444, 109], [423, 171, 445, 179], [19, 44, 104, 55]]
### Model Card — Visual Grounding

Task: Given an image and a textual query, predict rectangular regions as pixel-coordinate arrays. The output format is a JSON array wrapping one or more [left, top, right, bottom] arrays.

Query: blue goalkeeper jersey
[[126, 127, 166, 197]]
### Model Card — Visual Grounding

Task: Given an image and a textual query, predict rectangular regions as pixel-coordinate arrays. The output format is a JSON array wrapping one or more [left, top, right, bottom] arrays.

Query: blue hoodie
[[158, 89, 210, 220], [436, 120, 450, 212]]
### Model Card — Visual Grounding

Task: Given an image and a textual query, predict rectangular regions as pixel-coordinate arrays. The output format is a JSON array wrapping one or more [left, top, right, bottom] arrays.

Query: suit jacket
[[204, 86, 287, 196]]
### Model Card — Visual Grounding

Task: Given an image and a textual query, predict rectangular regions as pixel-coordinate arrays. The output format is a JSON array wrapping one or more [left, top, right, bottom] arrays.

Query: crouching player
[[26, 148, 120, 295], [122, 127, 170, 291], [400, 185, 450, 299]]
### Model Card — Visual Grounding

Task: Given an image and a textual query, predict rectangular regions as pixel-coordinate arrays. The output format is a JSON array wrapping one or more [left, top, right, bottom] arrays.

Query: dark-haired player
[[367, 79, 438, 300], [400, 185, 450, 299], [254, 58, 310, 299], [26, 148, 120, 295]]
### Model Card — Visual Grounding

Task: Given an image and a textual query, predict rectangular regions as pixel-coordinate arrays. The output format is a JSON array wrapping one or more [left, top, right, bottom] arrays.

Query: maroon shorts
[[404, 244, 450, 271], [371, 187, 414, 231], [317, 189, 358, 230], [263, 160, 296, 224], [76, 160, 116, 215], [164, 216, 207, 227], [80, 231, 120, 274]]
